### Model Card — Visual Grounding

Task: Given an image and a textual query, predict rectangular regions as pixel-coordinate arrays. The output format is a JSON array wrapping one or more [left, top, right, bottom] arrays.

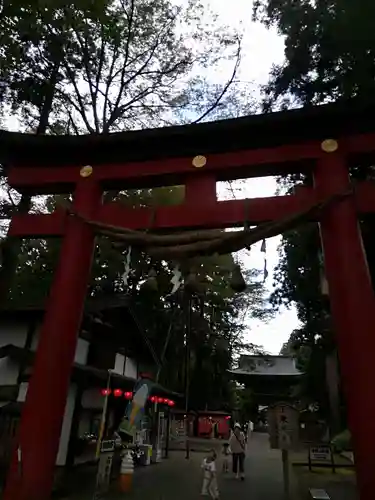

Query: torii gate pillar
[[3, 177, 101, 500], [315, 151, 375, 500]]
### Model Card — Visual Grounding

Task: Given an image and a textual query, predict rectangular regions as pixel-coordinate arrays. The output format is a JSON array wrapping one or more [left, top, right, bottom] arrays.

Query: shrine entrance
[[2, 100, 375, 500]]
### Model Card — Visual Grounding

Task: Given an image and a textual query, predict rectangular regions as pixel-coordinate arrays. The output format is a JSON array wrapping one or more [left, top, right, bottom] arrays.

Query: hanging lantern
[[150, 396, 157, 403], [113, 389, 123, 397], [124, 391, 133, 400], [101, 389, 111, 396], [141, 268, 158, 292], [229, 264, 247, 293]]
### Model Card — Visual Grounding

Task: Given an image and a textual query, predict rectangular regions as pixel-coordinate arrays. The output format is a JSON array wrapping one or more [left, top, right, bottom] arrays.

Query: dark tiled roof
[[229, 355, 302, 377]]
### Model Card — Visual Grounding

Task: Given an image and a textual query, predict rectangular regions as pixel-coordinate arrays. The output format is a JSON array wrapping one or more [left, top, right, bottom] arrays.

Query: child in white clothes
[[201, 449, 219, 499], [222, 443, 230, 473]]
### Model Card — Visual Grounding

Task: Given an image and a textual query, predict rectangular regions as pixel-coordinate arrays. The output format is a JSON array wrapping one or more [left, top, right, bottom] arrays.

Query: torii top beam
[[3, 98, 375, 237], [1, 98, 375, 194]]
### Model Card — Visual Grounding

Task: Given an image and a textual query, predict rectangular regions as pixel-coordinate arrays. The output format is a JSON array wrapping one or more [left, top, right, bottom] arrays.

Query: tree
[[0, 0, 247, 301], [1, 0, 244, 134], [253, 0, 375, 109], [254, 0, 375, 423]]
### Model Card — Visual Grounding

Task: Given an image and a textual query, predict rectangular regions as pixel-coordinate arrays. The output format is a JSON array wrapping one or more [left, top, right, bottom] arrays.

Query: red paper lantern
[[168, 400, 175, 407], [124, 391, 133, 400], [113, 389, 123, 397], [101, 389, 111, 396], [157, 397, 164, 404], [150, 396, 156, 403], [163, 398, 169, 404]]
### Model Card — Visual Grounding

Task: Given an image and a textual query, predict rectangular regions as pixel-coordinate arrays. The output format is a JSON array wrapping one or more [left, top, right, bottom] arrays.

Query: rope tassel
[[121, 247, 132, 286]]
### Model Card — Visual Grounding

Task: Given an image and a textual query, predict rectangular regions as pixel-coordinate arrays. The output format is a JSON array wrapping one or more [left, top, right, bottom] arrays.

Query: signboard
[[100, 440, 115, 453], [309, 445, 332, 462], [267, 402, 299, 450], [308, 444, 335, 472], [93, 441, 115, 499]]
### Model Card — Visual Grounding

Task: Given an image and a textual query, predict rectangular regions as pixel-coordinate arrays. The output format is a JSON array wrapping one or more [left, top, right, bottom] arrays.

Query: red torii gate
[[2, 100, 375, 499]]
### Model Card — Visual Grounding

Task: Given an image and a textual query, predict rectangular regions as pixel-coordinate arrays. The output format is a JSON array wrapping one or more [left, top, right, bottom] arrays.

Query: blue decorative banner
[[119, 378, 154, 436]]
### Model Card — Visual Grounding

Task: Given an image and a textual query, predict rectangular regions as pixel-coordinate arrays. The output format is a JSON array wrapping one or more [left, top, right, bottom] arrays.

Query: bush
[[331, 429, 352, 452]]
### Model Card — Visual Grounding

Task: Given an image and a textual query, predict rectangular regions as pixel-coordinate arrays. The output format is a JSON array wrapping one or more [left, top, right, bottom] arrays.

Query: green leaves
[[255, 0, 375, 107]]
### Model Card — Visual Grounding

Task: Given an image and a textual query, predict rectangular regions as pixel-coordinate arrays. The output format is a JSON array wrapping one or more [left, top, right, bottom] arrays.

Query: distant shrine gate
[[2, 101, 375, 500]]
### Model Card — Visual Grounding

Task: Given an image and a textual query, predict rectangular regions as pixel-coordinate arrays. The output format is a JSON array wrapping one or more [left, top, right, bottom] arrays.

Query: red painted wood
[[185, 174, 217, 205], [10, 190, 315, 237], [3, 178, 101, 500], [315, 154, 375, 500], [355, 181, 375, 213], [8, 208, 67, 237], [8, 141, 321, 193], [345, 131, 375, 153], [8, 182, 375, 238], [8, 132, 375, 194], [8, 191, 318, 237]]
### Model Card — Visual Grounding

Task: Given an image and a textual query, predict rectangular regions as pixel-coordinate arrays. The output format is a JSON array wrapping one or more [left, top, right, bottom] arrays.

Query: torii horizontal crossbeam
[[8, 182, 375, 237]]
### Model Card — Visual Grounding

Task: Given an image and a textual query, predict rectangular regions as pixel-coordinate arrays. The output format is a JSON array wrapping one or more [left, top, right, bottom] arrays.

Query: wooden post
[[282, 449, 290, 500], [315, 150, 375, 500], [184, 294, 191, 460], [325, 352, 341, 437], [165, 411, 170, 459], [3, 177, 101, 500]]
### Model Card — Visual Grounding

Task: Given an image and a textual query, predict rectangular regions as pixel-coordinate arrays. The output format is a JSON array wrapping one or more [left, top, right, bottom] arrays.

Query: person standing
[[221, 442, 231, 473], [248, 420, 254, 439], [229, 423, 246, 480], [201, 449, 220, 499]]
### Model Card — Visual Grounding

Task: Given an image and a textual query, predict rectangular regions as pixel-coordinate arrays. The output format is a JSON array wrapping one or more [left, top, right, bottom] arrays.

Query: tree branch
[[68, 16, 101, 132], [192, 39, 242, 124]]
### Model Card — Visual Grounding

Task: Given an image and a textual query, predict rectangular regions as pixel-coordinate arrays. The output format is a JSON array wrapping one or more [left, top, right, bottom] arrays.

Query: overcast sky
[[209, 0, 301, 354]]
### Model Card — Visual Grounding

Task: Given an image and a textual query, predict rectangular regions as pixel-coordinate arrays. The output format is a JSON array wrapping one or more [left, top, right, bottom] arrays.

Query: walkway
[[104, 432, 286, 500]]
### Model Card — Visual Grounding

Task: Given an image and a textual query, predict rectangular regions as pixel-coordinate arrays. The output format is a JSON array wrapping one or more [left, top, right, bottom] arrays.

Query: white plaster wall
[[74, 338, 89, 365], [0, 357, 19, 385], [124, 358, 137, 379], [113, 354, 137, 379], [30, 325, 40, 352], [17, 382, 28, 402], [113, 353, 125, 375], [0, 321, 28, 348], [17, 382, 78, 466], [31, 330, 89, 365], [56, 384, 77, 466]]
